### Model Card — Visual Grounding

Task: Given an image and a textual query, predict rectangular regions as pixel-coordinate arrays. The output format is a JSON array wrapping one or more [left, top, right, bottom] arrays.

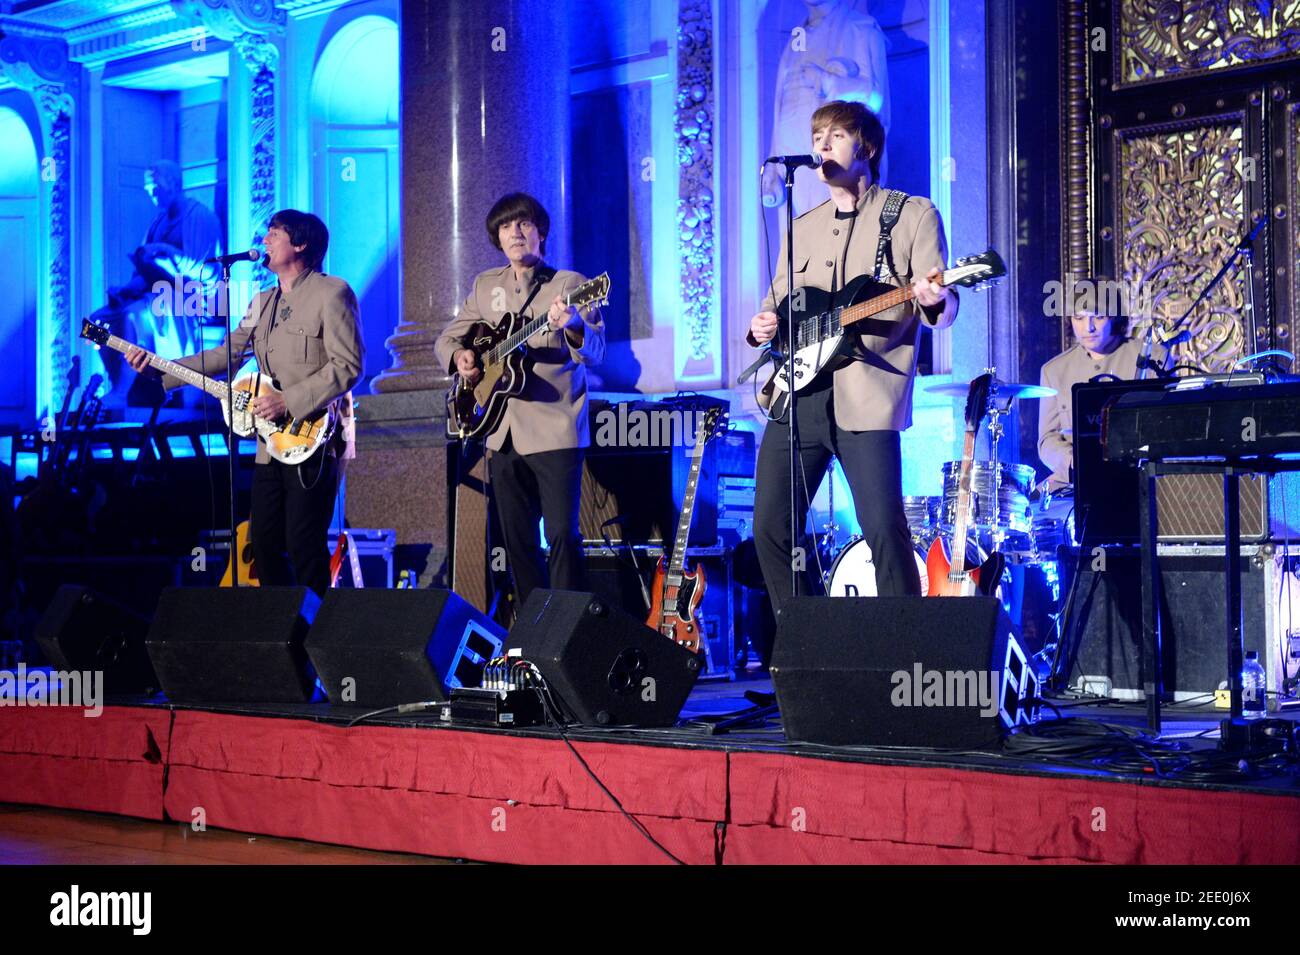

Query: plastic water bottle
[[1242, 651, 1267, 720]]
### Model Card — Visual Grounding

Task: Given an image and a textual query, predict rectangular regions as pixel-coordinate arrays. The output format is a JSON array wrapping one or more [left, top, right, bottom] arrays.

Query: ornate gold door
[[1062, 0, 1300, 372]]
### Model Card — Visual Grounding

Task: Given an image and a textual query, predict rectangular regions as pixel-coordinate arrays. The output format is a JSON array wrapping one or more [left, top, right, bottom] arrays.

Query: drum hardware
[[927, 371, 1057, 553], [816, 462, 843, 589]]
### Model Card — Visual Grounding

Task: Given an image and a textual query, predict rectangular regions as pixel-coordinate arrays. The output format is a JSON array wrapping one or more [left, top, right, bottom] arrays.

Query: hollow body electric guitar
[[446, 272, 611, 440], [80, 319, 335, 466], [766, 250, 1005, 399], [925, 373, 1004, 597], [645, 406, 728, 652]]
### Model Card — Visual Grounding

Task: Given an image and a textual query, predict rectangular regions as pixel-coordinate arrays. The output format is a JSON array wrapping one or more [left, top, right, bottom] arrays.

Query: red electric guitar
[[925, 373, 1004, 597], [645, 406, 728, 652]]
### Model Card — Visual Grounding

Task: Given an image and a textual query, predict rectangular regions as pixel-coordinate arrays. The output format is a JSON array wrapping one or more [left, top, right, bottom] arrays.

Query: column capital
[[233, 31, 280, 73], [0, 29, 76, 92], [181, 0, 286, 44]]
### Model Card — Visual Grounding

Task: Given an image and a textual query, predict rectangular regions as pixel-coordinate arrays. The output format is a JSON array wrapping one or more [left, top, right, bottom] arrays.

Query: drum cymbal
[[924, 378, 1057, 400]]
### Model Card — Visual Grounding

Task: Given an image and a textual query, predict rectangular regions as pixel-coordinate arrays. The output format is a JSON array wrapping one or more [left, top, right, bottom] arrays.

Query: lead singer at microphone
[[124, 210, 364, 596], [747, 100, 957, 616]]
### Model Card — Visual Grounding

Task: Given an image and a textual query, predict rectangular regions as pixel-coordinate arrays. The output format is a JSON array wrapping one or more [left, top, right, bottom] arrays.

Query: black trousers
[[488, 435, 587, 606], [250, 450, 339, 597], [753, 382, 920, 609]]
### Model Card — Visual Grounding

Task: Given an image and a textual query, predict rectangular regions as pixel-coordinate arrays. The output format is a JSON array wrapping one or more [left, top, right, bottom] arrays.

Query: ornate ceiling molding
[[0, 30, 75, 89], [1, 0, 287, 71], [181, 0, 285, 43]]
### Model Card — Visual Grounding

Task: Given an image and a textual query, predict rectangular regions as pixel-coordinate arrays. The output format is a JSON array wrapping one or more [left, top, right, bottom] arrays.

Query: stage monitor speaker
[[145, 586, 319, 704], [770, 597, 1041, 749], [305, 589, 506, 706], [35, 585, 158, 695], [506, 589, 703, 726]]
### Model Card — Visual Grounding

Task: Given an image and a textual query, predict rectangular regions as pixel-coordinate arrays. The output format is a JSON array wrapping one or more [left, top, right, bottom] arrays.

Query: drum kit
[[823, 374, 1075, 661]]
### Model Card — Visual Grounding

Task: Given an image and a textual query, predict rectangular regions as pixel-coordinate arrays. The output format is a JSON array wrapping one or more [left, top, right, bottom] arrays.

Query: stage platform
[[2, 677, 1299, 865]]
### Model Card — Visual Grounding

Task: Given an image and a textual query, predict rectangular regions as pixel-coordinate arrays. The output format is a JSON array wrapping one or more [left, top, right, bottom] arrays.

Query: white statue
[[763, 0, 892, 214]]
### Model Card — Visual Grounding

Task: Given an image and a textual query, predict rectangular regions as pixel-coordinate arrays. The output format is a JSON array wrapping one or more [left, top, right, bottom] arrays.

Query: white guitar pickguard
[[772, 330, 848, 394]]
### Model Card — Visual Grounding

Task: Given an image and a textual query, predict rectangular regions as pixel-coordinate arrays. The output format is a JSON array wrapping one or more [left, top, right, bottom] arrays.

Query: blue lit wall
[[1, 0, 989, 504]]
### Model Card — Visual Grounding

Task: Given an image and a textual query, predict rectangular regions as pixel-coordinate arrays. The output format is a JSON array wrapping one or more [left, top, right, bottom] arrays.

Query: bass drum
[[827, 538, 930, 597]]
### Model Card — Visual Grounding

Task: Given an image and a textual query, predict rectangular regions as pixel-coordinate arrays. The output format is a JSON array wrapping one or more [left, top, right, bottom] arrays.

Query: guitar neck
[[950, 428, 976, 575], [98, 333, 230, 402], [666, 432, 709, 583], [839, 283, 922, 329], [489, 313, 551, 365], [486, 279, 602, 365]]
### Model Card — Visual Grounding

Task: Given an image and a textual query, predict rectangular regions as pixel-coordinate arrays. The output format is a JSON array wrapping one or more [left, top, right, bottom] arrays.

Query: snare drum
[[827, 537, 929, 597], [940, 461, 1035, 536]]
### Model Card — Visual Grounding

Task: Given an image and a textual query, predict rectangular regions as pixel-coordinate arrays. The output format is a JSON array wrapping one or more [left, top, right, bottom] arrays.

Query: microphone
[[763, 154, 824, 169], [206, 248, 261, 266]]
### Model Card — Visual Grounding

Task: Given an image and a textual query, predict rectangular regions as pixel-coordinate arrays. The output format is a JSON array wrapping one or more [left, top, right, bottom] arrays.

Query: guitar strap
[[518, 266, 555, 329], [872, 189, 908, 283]]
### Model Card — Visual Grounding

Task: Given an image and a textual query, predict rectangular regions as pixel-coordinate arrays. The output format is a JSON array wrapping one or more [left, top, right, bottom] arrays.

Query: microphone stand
[[782, 161, 800, 597], [1143, 216, 1269, 379], [222, 261, 239, 587]]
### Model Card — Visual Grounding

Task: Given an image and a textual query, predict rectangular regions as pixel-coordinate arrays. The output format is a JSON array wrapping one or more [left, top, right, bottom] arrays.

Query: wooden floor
[[0, 803, 469, 865]]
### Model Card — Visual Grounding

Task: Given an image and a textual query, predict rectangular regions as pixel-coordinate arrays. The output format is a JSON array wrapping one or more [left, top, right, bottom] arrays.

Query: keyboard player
[[1038, 281, 1166, 490]]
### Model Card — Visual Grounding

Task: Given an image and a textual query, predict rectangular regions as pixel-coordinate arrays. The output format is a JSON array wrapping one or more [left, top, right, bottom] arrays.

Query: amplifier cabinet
[[1072, 544, 1299, 703], [1154, 472, 1300, 543]]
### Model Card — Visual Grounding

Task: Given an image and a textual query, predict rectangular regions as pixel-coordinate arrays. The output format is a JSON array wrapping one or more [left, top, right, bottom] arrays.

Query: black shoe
[[744, 690, 776, 707]]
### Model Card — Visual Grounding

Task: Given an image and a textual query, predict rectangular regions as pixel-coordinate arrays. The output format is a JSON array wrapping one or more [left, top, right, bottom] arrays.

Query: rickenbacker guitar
[[80, 319, 335, 465], [925, 373, 1003, 597], [645, 406, 728, 652], [766, 249, 1005, 400], [446, 272, 611, 440]]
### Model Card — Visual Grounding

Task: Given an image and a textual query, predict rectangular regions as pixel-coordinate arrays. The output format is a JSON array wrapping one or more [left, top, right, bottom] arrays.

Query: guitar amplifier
[[1152, 472, 1300, 543], [581, 397, 725, 546]]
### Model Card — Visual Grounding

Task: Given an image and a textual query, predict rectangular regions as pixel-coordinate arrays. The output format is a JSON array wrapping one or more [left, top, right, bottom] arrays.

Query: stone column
[[374, 0, 572, 393], [349, 0, 571, 591]]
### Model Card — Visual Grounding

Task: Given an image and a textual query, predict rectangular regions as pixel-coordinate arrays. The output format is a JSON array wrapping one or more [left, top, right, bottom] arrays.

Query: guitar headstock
[[963, 373, 994, 434], [943, 249, 1006, 293], [567, 272, 611, 311], [80, 318, 110, 347], [698, 405, 729, 445]]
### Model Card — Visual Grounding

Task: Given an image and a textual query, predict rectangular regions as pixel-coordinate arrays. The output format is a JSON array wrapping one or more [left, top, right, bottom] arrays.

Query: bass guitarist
[[747, 100, 958, 608], [435, 192, 605, 605], [125, 209, 364, 596]]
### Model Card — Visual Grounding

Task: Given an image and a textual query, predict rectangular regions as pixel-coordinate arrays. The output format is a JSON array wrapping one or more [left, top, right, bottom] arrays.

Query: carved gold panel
[[1118, 0, 1300, 87], [1117, 118, 1248, 372]]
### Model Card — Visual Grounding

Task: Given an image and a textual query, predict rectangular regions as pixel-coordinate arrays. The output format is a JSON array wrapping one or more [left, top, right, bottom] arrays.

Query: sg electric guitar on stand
[[645, 406, 728, 652]]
